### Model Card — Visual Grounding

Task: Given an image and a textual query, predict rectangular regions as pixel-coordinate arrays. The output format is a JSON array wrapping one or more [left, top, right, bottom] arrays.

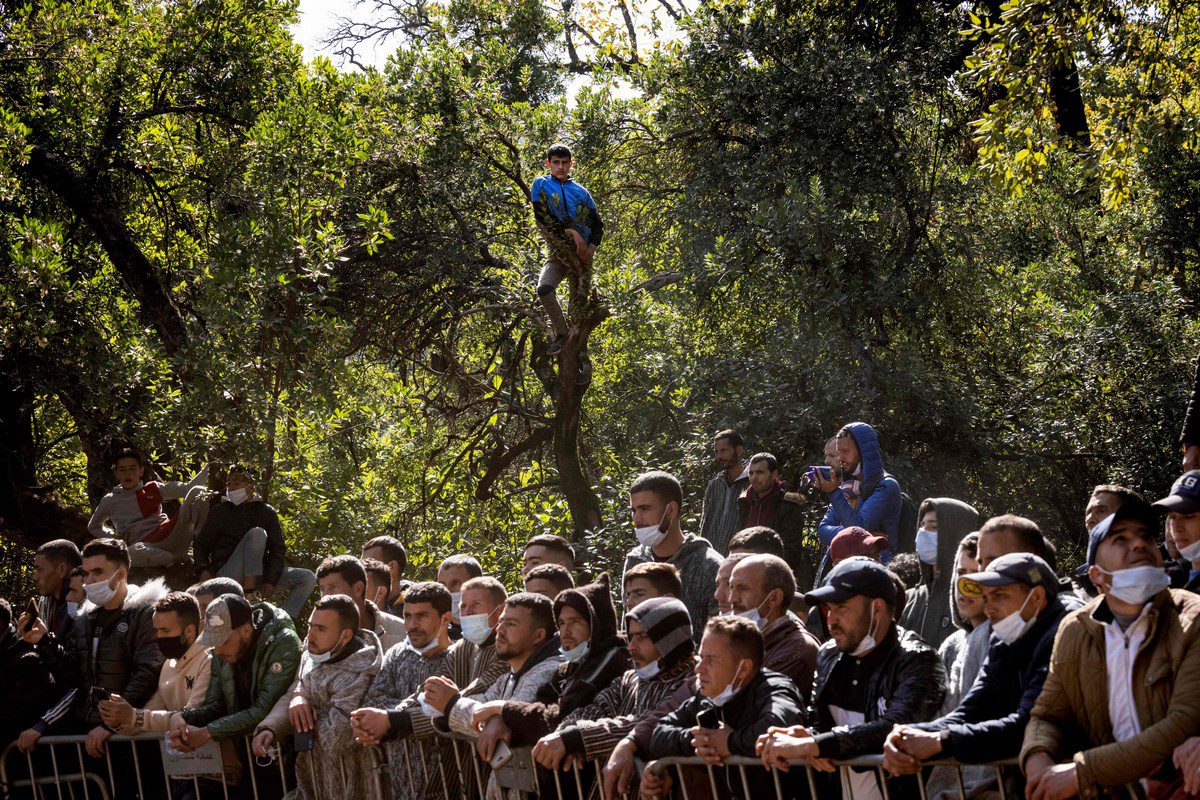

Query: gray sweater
[[623, 533, 723, 641]]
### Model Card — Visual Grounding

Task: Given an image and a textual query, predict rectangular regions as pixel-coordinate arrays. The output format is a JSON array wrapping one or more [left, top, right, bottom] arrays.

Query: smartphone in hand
[[21, 598, 39, 632]]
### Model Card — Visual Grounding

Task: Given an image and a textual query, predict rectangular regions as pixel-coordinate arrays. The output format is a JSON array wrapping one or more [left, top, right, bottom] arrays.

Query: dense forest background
[[3, 0, 1200, 592]]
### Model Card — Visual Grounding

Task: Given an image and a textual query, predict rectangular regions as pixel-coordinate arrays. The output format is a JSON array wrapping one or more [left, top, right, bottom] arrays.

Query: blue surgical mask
[[460, 613, 493, 645], [915, 529, 938, 565], [735, 594, 772, 630], [66, 601, 79, 618], [992, 590, 1034, 645], [561, 640, 590, 663]]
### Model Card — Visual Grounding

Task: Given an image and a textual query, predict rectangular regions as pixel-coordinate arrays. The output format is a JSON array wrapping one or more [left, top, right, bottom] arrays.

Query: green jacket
[[181, 602, 301, 740]]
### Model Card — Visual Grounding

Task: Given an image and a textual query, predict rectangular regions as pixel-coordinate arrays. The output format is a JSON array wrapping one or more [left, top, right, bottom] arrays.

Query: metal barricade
[[0, 733, 295, 800], [640, 755, 1022, 800]]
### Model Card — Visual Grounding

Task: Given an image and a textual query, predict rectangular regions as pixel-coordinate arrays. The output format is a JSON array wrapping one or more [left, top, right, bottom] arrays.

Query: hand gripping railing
[[0, 732, 298, 800], [640, 754, 1022, 800]]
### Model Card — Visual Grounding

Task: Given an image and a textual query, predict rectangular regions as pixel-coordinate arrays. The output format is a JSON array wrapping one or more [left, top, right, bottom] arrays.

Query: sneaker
[[576, 358, 593, 387], [547, 335, 566, 356]]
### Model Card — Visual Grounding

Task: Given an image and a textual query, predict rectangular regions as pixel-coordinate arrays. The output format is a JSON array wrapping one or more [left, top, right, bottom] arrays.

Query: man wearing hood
[[700, 429, 750, 555], [255, 595, 386, 800], [900, 497, 981, 649], [814, 422, 903, 577], [884, 553, 1074, 798], [737, 453, 807, 572], [489, 573, 631, 746], [623, 471, 723, 642], [538, 597, 695, 773]]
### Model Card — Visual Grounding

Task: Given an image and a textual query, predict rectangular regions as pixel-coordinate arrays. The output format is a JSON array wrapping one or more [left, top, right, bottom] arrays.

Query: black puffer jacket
[[809, 624, 945, 759], [193, 498, 286, 584], [38, 579, 167, 728]]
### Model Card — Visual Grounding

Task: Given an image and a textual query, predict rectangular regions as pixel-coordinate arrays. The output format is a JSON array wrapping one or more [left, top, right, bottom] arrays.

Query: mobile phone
[[91, 687, 113, 704], [809, 466, 833, 482], [489, 741, 513, 769], [696, 707, 719, 730], [292, 730, 316, 751], [21, 598, 39, 632]]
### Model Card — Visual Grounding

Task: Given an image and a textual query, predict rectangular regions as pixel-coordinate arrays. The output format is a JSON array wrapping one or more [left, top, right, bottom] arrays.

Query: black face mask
[[157, 633, 191, 660]]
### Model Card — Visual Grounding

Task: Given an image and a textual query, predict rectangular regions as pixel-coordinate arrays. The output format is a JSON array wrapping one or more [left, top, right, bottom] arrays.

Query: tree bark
[[0, 358, 89, 550], [539, 224, 607, 535], [25, 148, 190, 357]]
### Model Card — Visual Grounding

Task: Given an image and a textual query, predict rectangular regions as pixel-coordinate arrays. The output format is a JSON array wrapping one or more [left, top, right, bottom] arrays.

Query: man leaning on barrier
[[351, 581, 457, 800], [169, 592, 301, 796], [756, 557, 944, 800], [538, 597, 694, 786], [643, 615, 804, 800], [255, 594, 385, 800], [1021, 499, 1200, 800], [883, 553, 1072, 798]]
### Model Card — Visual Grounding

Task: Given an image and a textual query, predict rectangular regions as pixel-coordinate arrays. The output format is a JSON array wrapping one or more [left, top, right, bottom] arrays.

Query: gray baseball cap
[[958, 552, 1059, 599], [197, 594, 253, 647]]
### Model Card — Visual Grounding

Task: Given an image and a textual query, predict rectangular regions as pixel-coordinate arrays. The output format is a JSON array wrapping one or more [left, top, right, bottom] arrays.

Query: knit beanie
[[625, 597, 693, 670]]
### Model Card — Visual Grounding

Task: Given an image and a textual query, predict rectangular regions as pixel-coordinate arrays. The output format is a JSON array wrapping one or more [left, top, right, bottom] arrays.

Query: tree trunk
[[539, 224, 607, 535], [25, 148, 190, 357], [0, 358, 89, 549], [1048, 60, 1091, 148]]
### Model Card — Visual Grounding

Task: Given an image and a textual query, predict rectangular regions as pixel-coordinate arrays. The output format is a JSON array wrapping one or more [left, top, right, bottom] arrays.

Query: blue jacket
[[816, 422, 902, 553], [911, 595, 1071, 762], [530, 174, 604, 246]]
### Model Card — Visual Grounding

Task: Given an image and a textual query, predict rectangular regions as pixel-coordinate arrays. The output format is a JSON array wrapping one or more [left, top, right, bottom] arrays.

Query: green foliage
[[1, 0, 1197, 589]]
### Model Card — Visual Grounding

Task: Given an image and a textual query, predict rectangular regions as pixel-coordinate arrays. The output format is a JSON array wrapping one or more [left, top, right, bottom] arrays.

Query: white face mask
[[710, 662, 745, 707], [634, 506, 671, 549], [735, 593, 774, 630], [992, 589, 1035, 645], [407, 634, 441, 655], [635, 659, 662, 680], [450, 593, 462, 622], [1179, 538, 1200, 563], [915, 528, 938, 565], [561, 640, 590, 663], [1099, 565, 1171, 606], [850, 604, 880, 657], [84, 571, 122, 607], [460, 613, 493, 645], [226, 487, 249, 505], [308, 636, 348, 666]]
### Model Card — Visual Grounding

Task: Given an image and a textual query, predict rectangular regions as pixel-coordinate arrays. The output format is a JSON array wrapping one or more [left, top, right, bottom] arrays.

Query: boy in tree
[[88, 448, 210, 569], [530, 142, 604, 357]]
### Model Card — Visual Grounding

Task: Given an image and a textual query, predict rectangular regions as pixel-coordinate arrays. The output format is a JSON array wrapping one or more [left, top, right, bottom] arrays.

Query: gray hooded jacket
[[900, 498, 980, 649]]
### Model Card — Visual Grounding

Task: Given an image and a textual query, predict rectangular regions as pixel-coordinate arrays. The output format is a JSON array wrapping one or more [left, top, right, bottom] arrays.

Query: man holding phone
[[254, 595, 385, 800], [642, 616, 803, 799]]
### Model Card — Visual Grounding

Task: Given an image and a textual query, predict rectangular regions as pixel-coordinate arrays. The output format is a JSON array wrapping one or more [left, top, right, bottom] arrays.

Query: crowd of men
[[6, 421, 1200, 800]]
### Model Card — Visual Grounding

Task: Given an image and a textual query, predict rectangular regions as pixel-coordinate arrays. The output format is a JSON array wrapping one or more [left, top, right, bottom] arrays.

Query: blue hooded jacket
[[817, 422, 902, 557], [530, 174, 604, 246]]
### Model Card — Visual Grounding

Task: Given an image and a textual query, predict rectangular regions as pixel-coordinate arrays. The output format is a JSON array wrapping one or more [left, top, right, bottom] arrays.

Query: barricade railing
[[0, 732, 299, 800]]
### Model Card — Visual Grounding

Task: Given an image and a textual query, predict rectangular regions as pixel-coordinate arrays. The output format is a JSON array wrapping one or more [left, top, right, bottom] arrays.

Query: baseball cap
[[829, 527, 888, 564], [1086, 497, 1161, 567], [1153, 471, 1200, 515], [958, 553, 1059, 599], [197, 594, 254, 647], [804, 557, 897, 606]]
